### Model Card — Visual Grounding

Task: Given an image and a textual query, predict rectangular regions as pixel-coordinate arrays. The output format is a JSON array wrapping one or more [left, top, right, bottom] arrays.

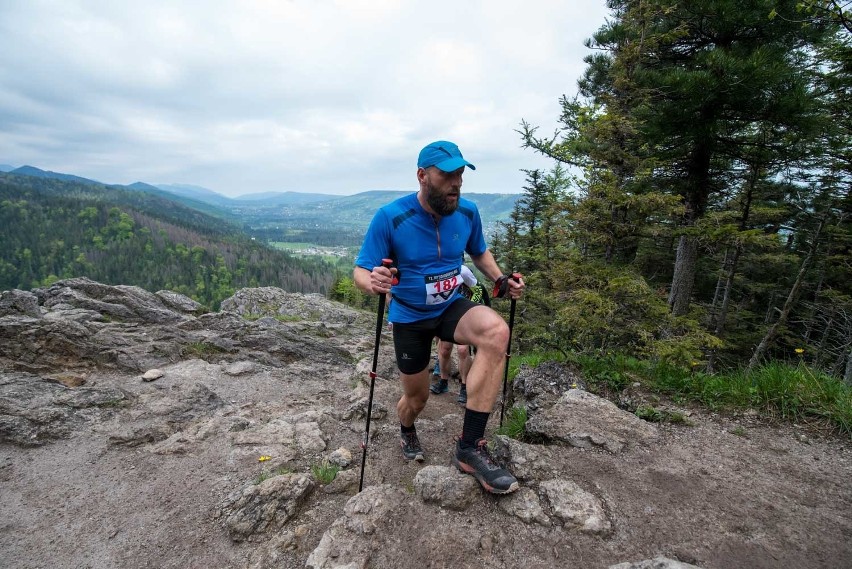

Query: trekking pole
[[499, 273, 522, 428], [359, 259, 396, 492]]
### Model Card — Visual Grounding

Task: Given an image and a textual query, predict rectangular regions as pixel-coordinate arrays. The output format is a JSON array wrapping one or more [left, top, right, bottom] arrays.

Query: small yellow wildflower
[[691, 361, 699, 367], [258, 455, 272, 462], [794, 348, 804, 355]]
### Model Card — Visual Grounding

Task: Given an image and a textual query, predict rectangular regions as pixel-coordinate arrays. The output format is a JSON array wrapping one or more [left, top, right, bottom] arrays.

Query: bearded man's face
[[422, 166, 463, 216]]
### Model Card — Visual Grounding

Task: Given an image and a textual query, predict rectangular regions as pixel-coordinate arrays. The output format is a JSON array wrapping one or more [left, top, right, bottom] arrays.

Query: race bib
[[424, 267, 461, 306]]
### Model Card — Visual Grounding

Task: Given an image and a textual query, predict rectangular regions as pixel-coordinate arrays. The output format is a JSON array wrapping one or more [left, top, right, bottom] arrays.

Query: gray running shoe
[[400, 431, 425, 461], [457, 385, 467, 404], [452, 438, 519, 494], [430, 379, 449, 394]]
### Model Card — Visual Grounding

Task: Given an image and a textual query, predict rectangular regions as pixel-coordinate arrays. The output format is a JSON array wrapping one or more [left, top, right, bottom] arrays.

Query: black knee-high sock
[[400, 423, 416, 434], [461, 409, 489, 447]]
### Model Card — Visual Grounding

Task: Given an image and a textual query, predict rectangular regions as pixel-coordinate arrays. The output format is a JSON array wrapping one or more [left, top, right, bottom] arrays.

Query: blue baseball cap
[[417, 140, 476, 172]]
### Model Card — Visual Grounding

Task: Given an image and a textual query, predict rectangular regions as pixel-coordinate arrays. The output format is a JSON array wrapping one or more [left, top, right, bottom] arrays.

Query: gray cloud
[[0, 0, 609, 196]]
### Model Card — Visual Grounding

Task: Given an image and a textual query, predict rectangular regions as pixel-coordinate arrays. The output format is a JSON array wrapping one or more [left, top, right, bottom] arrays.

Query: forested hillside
[[497, 1, 851, 381], [0, 173, 337, 308]]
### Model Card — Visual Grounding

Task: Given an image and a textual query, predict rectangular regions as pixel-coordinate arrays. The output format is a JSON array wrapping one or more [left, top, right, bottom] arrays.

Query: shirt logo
[[429, 290, 455, 302]]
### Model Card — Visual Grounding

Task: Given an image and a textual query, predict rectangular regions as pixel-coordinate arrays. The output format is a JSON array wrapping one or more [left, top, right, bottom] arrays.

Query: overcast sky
[[0, 1, 610, 197]]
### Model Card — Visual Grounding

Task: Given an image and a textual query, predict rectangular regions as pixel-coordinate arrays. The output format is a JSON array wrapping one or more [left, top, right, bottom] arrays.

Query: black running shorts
[[392, 298, 478, 374]]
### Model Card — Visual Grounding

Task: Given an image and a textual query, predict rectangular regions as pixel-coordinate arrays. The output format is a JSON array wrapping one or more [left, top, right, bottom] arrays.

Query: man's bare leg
[[430, 339, 453, 394], [438, 340, 453, 380], [450, 304, 518, 494], [457, 343, 472, 384], [453, 305, 509, 412], [398, 368, 430, 426], [397, 368, 430, 461]]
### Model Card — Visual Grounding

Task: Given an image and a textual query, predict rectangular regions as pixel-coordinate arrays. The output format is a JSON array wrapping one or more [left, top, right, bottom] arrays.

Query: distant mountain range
[[0, 169, 338, 303], [2, 165, 519, 246], [149, 184, 335, 207], [7, 165, 104, 185]]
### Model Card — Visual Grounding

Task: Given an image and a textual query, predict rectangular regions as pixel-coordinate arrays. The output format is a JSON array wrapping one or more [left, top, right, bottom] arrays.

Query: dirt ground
[[1, 359, 851, 569]]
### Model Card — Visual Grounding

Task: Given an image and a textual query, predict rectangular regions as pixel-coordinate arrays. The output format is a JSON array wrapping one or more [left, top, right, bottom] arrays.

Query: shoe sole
[[430, 386, 449, 394], [452, 456, 519, 495]]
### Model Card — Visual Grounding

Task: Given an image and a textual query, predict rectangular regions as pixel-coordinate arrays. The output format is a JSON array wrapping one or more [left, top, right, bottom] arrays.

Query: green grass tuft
[[254, 466, 292, 485], [180, 341, 225, 358], [730, 426, 747, 437], [495, 405, 528, 439], [509, 351, 567, 381], [311, 460, 340, 484]]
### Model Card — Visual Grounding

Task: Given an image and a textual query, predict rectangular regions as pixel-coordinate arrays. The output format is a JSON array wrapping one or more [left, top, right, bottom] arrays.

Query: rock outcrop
[[2, 279, 848, 569], [525, 388, 660, 453], [221, 473, 315, 542], [0, 277, 362, 374], [0, 370, 127, 445]]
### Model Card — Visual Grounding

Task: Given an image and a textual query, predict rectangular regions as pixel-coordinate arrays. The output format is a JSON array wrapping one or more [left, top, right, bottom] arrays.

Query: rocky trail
[[1, 278, 850, 569]]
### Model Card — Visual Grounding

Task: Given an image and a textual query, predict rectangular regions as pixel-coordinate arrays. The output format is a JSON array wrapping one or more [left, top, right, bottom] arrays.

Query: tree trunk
[[714, 246, 741, 338], [749, 217, 825, 369], [709, 247, 729, 325], [668, 234, 698, 316], [707, 246, 741, 372], [764, 292, 776, 324], [803, 271, 825, 344], [844, 348, 852, 386]]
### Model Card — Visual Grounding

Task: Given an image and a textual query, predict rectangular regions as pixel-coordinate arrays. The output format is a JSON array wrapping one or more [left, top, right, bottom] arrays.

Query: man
[[353, 140, 524, 494]]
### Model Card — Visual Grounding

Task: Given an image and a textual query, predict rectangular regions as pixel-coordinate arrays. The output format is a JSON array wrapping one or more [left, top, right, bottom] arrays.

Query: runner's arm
[[469, 250, 525, 299], [354, 208, 396, 296], [469, 250, 504, 282]]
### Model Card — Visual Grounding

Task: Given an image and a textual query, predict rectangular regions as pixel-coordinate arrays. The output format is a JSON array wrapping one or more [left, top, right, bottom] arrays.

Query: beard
[[424, 179, 460, 216]]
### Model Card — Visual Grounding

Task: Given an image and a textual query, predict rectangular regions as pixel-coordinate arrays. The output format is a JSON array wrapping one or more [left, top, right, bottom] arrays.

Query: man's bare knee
[[455, 306, 503, 345], [474, 317, 509, 355], [404, 396, 427, 414]]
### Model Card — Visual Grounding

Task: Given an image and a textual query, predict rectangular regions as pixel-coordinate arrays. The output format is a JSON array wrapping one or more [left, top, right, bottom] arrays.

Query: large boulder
[[525, 389, 659, 453]]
